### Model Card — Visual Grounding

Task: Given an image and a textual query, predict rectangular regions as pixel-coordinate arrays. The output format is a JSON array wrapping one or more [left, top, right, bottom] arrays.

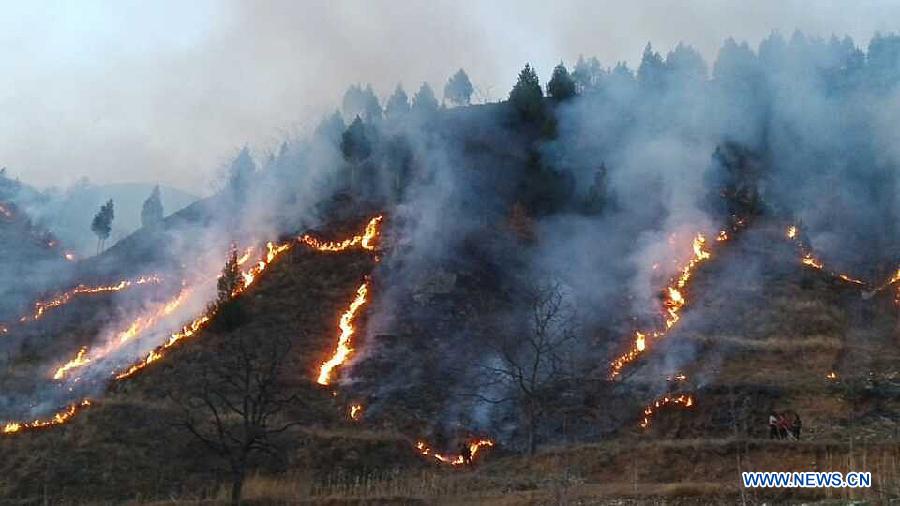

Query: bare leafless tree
[[478, 279, 577, 455], [171, 333, 301, 506]]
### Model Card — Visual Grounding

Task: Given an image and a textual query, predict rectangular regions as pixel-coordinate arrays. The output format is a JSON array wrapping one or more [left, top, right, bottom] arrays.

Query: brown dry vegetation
[[1, 222, 899, 505]]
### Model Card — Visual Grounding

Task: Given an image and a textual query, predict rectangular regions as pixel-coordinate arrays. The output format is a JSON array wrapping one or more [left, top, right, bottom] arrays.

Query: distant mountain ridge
[[1, 176, 198, 256]]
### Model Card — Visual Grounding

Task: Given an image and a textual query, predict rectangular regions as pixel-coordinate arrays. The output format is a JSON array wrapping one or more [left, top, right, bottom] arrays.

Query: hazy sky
[[1, 0, 897, 195]]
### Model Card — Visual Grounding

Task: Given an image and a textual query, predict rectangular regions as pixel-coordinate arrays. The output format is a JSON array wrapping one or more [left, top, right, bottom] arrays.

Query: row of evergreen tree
[[337, 30, 900, 126], [341, 68, 474, 124], [211, 30, 900, 244]]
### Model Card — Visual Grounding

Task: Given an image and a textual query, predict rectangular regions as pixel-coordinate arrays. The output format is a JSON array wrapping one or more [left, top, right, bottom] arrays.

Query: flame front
[[20, 275, 163, 324], [609, 232, 719, 378], [2, 400, 91, 435], [639, 393, 694, 429], [300, 216, 383, 252], [317, 282, 369, 385], [119, 216, 383, 382], [414, 439, 495, 466], [787, 225, 865, 285], [50, 287, 193, 380], [7, 217, 384, 436], [873, 267, 900, 293], [52, 346, 91, 380]]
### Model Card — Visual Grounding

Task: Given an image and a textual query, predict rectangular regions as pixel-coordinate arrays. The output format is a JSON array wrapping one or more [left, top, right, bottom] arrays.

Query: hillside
[[11, 180, 198, 257], [0, 212, 898, 504], [0, 200, 78, 317]]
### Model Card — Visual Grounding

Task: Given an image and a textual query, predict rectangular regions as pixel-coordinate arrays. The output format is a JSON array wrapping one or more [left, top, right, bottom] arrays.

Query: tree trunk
[[230, 467, 245, 506], [526, 400, 537, 456]]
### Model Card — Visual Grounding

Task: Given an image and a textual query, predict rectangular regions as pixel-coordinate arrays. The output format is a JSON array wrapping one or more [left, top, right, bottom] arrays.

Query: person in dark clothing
[[459, 442, 473, 465], [768, 411, 779, 439], [777, 413, 790, 440], [792, 413, 802, 440]]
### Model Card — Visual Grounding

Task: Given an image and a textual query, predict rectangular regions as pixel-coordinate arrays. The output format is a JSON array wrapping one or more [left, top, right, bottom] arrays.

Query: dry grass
[[123, 439, 897, 505]]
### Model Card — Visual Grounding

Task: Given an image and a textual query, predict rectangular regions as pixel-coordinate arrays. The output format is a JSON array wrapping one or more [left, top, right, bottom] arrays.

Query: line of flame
[[609, 233, 720, 379], [786, 225, 873, 287], [50, 287, 193, 380], [638, 393, 694, 429], [116, 217, 384, 382], [113, 242, 293, 380], [414, 439, 495, 466], [2, 400, 91, 435], [5, 218, 387, 443], [316, 282, 369, 385], [299, 216, 383, 252], [20, 275, 163, 324]]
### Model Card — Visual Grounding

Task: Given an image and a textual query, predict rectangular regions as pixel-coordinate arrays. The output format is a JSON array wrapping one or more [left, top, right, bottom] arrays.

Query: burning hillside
[[609, 231, 724, 379], [2, 216, 384, 434], [3, 20, 900, 504]]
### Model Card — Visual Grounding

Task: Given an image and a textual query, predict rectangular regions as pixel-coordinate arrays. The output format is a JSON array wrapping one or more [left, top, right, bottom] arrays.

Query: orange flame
[[300, 216, 383, 252], [2, 399, 91, 435], [317, 282, 369, 385], [7, 216, 384, 435], [348, 403, 363, 421], [120, 217, 383, 382], [872, 267, 900, 293], [50, 287, 193, 380], [801, 253, 824, 270], [21, 275, 163, 323], [414, 439, 495, 466], [114, 314, 211, 380], [787, 225, 866, 285], [826, 371, 838, 381], [639, 393, 694, 429], [666, 372, 687, 382], [52, 346, 91, 380], [610, 232, 720, 378]]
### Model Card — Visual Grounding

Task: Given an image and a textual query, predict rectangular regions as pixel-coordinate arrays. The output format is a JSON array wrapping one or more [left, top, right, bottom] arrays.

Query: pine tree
[[314, 110, 346, 145], [547, 62, 577, 101], [340, 116, 372, 190], [362, 84, 383, 122], [385, 84, 411, 119], [213, 245, 247, 331], [411, 82, 439, 116], [90, 199, 114, 254], [340, 116, 371, 162], [665, 43, 707, 83], [509, 63, 544, 120], [217, 246, 243, 303], [443, 68, 474, 106], [637, 42, 666, 90], [141, 185, 164, 229]]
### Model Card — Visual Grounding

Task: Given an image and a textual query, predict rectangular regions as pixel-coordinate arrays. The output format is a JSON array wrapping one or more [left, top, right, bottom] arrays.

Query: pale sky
[[1, 0, 897, 194]]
